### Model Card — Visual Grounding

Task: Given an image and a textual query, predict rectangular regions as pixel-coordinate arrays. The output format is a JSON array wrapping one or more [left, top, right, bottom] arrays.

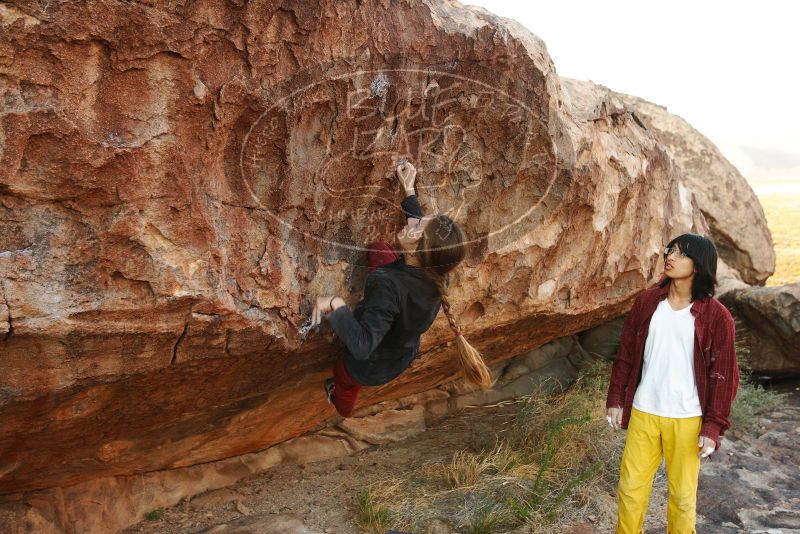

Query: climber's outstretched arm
[[396, 161, 423, 220]]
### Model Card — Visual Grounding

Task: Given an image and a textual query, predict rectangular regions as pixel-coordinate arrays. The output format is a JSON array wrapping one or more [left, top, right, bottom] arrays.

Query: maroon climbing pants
[[330, 241, 399, 417]]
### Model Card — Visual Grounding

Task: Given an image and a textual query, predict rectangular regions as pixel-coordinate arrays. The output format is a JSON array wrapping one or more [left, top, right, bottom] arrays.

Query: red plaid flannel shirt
[[606, 282, 740, 447]]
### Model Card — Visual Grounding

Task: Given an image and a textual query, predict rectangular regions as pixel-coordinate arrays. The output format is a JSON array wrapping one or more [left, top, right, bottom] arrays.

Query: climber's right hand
[[396, 161, 416, 194], [606, 406, 623, 430], [311, 296, 336, 327]]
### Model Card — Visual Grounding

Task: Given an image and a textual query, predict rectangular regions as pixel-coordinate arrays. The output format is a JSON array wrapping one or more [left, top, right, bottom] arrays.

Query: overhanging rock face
[[0, 0, 768, 496]]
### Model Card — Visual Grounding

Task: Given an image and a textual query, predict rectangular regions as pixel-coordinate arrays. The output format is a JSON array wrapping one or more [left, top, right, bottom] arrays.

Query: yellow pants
[[616, 407, 702, 534]]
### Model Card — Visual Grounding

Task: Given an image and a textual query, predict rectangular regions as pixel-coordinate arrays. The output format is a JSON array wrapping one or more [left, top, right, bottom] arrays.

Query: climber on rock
[[605, 233, 740, 534], [309, 160, 493, 417]]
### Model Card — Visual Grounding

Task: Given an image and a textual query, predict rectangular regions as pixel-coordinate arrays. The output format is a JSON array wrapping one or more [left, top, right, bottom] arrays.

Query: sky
[[463, 0, 800, 191]]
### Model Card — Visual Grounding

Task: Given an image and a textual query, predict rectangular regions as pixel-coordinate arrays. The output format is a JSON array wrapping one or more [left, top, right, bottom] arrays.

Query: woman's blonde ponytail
[[432, 275, 494, 390], [414, 214, 494, 390]]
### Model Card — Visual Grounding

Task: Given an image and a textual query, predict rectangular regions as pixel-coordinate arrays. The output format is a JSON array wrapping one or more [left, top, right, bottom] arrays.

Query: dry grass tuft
[[759, 193, 800, 286], [351, 360, 628, 532], [351, 354, 787, 532]]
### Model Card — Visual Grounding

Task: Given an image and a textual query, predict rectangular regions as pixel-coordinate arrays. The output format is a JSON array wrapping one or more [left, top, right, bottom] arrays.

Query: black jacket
[[326, 195, 442, 386]]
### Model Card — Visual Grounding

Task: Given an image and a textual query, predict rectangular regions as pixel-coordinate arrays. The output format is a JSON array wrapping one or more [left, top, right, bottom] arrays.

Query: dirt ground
[[122, 386, 800, 534], [123, 404, 518, 534]]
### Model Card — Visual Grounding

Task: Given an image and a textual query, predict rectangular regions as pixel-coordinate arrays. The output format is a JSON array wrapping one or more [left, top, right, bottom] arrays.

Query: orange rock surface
[[0, 0, 771, 504]]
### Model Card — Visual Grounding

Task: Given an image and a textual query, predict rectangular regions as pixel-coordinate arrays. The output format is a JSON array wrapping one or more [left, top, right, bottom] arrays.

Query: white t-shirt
[[632, 299, 703, 418]]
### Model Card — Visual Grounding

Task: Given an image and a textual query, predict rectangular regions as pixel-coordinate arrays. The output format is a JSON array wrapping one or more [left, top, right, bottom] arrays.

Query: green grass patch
[[349, 344, 789, 533], [730, 330, 788, 430], [144, 508, 164, 521], [355, 486, 394, 533], [350, 360, 626, 533]]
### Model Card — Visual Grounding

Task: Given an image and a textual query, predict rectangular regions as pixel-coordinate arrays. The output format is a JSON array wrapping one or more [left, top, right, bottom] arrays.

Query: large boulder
[[578, 317, 624, 360], [608, 85, 775, 285], [0, 0, 769, 511], [720, 283, 800, 377], [562, 77, 774, 286]]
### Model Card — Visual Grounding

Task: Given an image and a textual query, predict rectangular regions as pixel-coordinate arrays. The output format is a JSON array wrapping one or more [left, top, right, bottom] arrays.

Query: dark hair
[[658, 233, 718, 300], [414, 214, 493, 390]]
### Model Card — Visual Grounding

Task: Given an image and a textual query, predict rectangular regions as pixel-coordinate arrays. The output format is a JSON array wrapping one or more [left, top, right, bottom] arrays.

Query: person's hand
[[396, 161, 416, 194], [606, 406, 623, 430], [311, 296, 342, 327], [698, 436, 716, 458]]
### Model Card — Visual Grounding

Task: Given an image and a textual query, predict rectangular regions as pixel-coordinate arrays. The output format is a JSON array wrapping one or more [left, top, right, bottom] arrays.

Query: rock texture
[[721, 283, 800, 377], [564, 79, 775, 285], [0, 0, 773, 529], [697, 405, 800, 531], [0, 334, 598, 533], [200, 514, 324, 534]]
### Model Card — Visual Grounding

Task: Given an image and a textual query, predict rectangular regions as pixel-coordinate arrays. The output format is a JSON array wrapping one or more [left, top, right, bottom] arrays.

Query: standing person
[[606, 233, 740, 533], [309, 161, 493, 417]]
